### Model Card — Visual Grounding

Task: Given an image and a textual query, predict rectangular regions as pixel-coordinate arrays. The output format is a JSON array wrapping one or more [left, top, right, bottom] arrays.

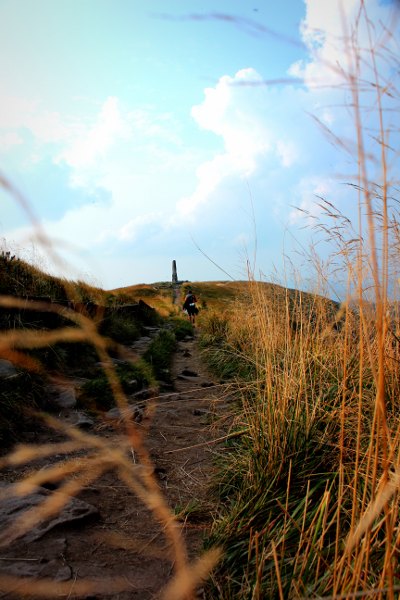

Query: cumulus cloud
[[117, 212, 163, 242], [0, 94, 71, 146], [291, 0, 398, 91], [58, 97, 128, 170], [276, 140, 298, 168], [192, 68, 271, 166], [176, 68, 299, 223], [288, 177, 334, 225], [0, 131, 23, 152]]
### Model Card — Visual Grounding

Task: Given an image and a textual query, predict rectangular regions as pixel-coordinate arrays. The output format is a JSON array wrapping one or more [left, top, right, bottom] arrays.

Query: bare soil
[[0, 332, 225, 599]]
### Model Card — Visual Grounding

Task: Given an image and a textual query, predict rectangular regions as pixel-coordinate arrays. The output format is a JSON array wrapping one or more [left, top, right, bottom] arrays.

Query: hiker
[[183, 289, 198, 324]]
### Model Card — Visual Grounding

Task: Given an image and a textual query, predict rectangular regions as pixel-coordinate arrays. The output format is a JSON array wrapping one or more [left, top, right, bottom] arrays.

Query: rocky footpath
[[0, 329, 225, 599]]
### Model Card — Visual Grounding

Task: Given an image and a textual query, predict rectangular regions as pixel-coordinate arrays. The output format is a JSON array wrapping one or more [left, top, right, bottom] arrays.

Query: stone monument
[[172, 260, 178, 284]]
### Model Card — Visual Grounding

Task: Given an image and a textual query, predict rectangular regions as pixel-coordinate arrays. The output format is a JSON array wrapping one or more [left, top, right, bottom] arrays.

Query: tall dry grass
[[199, 3, 400, 598]]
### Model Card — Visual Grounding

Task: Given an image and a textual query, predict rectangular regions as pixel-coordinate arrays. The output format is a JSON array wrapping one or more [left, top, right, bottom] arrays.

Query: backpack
[[184, 294, 196, 309]]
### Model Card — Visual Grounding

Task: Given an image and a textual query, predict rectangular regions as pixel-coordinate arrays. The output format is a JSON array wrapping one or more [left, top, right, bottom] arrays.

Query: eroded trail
[[0, 332, 222, 599]]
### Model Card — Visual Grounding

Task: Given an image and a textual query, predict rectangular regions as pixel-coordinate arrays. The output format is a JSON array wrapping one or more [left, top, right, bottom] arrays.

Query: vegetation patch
[[199, 287, 370, 598], [167, 316, 194, 340], [99, 312, 140, 344], [142, 329, 177, 384], [78, 360, 154, 411]]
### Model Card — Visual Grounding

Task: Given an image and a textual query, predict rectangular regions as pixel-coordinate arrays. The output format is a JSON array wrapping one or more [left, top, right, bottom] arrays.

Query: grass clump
[[167, 316, 194, 340], [199, 307, 256, 381], [79, 360, 154, 411], [143, 329, 177, 384], [99, 312, 140, 344], [200, 283, 389, 597]]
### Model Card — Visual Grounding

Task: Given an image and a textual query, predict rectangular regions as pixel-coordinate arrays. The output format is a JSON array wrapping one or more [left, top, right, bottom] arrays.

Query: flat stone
[[104, 406, 142, 422], [0, 484, 99, 545], [111, 358, 129, 365], [133, 336, 152, 345], [76, 413, 95, 429], [200, 381, 214, 388], [130, 337, 153, 355], [131, 387, 158, 400], [142, 326, 160, 336], [193, 408, 210, 416], [64, 411, 94, 429], [177, 374, 196, 382], [0, 560, 44, 578], [181, 369, 198, 377], [0, 359, 17, 377]]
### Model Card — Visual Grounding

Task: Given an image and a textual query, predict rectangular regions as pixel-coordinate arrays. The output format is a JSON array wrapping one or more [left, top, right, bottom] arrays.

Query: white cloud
[[58, 97, 128, 170], [291, 0, 397, 91], [0, 95, 36, 129], [117, 212, 163, 242], [175, 68, 275, 221], [276, 140, 298, 168], [192, 68, 271, 165], [288, 177, 334, 225], [0, 94, 71, 145], [0, 131, 23, 152]]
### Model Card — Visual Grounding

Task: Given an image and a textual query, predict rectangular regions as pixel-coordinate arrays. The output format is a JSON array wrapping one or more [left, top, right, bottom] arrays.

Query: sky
[[0, 0, 399, 294]]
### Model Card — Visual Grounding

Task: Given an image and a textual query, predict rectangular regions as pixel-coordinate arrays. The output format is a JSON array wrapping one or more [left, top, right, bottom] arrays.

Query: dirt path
[[0, 332, 223, 599]]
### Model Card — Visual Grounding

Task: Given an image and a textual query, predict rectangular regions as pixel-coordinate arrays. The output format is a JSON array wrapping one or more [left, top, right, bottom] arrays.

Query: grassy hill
[[1, 253, 398, 598]]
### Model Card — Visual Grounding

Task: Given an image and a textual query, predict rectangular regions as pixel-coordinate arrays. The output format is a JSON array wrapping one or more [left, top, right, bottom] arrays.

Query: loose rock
[[0, 359, 17, 377], [181, 369, 198, 377]]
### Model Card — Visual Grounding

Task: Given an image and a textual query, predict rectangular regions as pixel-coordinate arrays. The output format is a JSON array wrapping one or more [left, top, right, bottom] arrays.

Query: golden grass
[[197, 4, 400, 597]]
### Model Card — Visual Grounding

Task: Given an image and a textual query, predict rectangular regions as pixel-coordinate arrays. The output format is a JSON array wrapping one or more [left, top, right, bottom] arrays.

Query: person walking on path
[[183, 289, 198, 324]]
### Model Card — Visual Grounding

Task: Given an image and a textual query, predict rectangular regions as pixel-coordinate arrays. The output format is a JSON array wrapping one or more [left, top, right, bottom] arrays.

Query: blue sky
[[0, 0, 399, 293]]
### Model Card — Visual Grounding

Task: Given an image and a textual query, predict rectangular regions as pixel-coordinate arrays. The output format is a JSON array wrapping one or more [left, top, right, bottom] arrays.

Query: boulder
[[0, 484, 99, 544]]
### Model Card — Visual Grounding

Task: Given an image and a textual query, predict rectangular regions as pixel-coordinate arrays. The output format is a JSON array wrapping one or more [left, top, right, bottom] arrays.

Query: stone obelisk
[[172, 260, 178, 284]]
